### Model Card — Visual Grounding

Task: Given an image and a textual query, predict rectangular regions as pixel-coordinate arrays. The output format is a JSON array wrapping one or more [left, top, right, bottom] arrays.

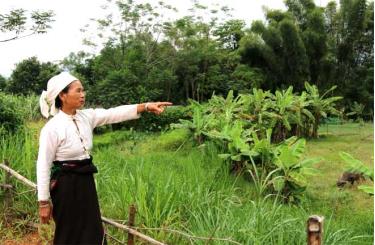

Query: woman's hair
[[55, 84, 71, 109]]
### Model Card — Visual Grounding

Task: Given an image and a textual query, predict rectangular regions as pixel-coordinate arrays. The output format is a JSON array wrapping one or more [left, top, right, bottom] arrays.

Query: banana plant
[[171, 100, 208, 144], [339, 152, 374, 195], [269, 86, 295, 142], [291, 92, 315, 137], [240, 88, 275, 137], [272, 137, 321, 202], [250, 128, 274, 168], [304, 82, 342, 138], [207, 121, 256, 174], [346, 101, 365, 123], [206, 90, 244, 132], [245, 129, 281, 197]]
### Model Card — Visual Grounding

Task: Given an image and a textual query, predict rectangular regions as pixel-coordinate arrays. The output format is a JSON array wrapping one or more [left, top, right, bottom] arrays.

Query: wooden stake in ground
[[3, 160, 14, 223], [307, 215, 324, 245], [127, 204, 136, 245], [101, 217, 166, 245]]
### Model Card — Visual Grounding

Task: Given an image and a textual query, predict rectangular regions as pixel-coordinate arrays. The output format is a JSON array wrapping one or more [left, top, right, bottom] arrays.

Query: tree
[[7, 57, 59, 95], [213, 19, 246, 50], [64, 0, 372, 111], [0, 74, 6, 92], [279, 19, 310, 91], [94, 69, 149, 107], [0, 9, 54, 42], [240, 11, 309, 91], [60, 51, 97, 90], [325, 0, 373, 110]]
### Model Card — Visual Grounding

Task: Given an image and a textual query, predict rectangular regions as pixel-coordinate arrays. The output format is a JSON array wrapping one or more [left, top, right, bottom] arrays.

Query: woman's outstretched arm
[[88, 102, 173, 129]]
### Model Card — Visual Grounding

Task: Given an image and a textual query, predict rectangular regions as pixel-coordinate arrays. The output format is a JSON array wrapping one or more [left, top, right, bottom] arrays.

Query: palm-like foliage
[[270, 87, 295, 142], [171, 85, 343, 202], [346, 101, 365, 122], [272, 137, 321, 202], [290, 92, 315, 137], [171, 100, 208, 144], [304, 82, 342, 137], [240, 88, 275, 137], [339, 152, 373, 180], [339, 152, 374, 195], [205, 90, 244, 132]]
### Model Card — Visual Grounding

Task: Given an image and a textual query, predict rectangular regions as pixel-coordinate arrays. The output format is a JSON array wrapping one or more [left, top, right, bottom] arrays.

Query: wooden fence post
[[307, 215, 324, 245], [127, 204, 137, 245], [3, 159, 13, 223]]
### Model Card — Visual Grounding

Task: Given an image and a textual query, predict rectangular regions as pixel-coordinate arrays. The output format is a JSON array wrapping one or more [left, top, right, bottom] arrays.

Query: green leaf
[[339, 152, 374, 179], [284, 136, 298, 146], [218, 154, 231, 160], [340, 152, 363, 166], [358, 185, 374, 195], [291, 139, 306, 157], [346, 112, 357, 116], [301, 168, 319, 176], [278, 146, 298, 168], [282, 117, 292, 130], [299, 157, 322, 167], [231, 154, 242, 161], [289, 172, 307, 186], [241, 150, 259, 157], [273, 177, 285, 192], [302, 109, 315, 121]]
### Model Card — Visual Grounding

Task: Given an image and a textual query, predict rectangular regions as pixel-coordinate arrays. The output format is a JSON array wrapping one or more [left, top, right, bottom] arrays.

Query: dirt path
[[2, 232, 42, 245]]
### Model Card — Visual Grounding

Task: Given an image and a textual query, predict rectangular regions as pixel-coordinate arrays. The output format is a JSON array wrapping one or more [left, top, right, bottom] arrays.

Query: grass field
[[0, 122, 373, 244]]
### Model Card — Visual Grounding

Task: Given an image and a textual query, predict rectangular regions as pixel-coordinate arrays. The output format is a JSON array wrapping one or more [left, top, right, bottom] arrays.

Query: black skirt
[[50, 157, 107, 245]]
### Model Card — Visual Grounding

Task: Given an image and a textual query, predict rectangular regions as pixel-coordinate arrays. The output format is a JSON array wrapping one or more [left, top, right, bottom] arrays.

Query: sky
[[0, 0, 334, 78]]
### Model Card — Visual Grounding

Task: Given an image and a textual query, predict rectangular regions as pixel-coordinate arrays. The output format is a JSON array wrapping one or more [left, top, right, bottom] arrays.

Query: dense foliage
[[0, 0, 372, 117], [172, 84, 341, 202], [5, 57, 60, 95], [0, 93, 24, 135], [0, 93, 39, 135]]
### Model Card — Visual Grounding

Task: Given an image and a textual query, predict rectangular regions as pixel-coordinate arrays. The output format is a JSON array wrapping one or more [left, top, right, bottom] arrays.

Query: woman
[[37, 72, 172, 244]]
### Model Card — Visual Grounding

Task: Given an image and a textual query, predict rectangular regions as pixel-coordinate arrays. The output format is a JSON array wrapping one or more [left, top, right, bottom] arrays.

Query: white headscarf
[[39, 72, 79, 118]]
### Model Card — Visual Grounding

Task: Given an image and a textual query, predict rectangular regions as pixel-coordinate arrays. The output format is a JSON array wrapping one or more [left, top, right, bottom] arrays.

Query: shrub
[[0, 92, 25, 135], [17, 94, 41, 121]]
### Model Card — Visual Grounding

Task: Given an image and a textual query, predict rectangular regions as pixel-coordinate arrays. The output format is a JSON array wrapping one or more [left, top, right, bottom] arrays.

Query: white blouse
[[36, 104, 141, 201]]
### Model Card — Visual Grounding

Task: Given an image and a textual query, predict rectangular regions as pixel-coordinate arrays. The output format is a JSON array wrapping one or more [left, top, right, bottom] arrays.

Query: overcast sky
[[0, 0, 333, 77]]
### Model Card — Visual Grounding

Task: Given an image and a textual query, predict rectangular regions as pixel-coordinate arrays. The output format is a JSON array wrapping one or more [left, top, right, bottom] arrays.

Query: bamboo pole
[[0, 162, 37, 189], [0, 162, 166, 245], [102, 217, 166, 245]]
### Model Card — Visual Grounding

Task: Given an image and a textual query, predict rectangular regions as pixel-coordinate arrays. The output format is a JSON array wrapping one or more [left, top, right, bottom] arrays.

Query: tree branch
[[0, 31, 37, 43]]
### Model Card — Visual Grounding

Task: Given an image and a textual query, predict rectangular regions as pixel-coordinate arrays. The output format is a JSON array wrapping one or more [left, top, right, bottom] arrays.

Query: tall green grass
[[0, 127, 39, 238], [93, 127, 373, 244], [0, 124, 373, 244]]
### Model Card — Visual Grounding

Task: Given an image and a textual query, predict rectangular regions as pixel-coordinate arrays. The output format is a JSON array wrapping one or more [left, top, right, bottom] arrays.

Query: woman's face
[[59, 80, 85, 110]]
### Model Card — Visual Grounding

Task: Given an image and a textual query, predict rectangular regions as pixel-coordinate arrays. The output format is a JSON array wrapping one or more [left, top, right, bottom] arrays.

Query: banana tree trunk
[[312, 114, 320, 138]]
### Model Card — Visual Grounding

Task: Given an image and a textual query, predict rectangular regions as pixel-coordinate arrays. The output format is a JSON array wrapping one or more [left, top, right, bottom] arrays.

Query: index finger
[[158, 102, 173, 106]]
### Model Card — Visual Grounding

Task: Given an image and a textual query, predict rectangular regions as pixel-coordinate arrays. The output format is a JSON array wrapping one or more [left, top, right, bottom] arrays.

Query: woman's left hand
[[146, 102, 173, 115]]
